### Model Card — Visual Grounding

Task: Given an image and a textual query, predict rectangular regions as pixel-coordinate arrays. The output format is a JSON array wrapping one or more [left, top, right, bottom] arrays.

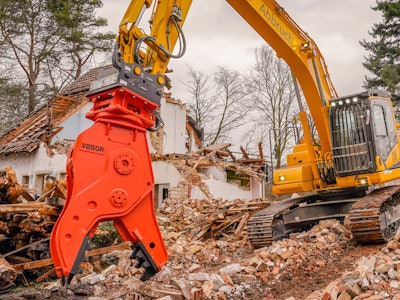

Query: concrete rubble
[[3, 163, 400, 299], [0, 197, 372, 299], [306, 229, 400, 300], [2, 190, 400, 299], [48, 216, 360, 299]]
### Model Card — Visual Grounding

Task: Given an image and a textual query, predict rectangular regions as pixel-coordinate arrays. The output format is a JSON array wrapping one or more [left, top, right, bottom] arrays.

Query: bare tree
[[183, 65, 217, 136], [208, 66, 251, 145], [241, 121, 268, 157], [244, 45, 299, 168], [184, 65, 251, 146]]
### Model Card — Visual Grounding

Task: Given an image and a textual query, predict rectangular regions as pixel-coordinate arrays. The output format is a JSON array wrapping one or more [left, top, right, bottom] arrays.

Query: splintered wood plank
[[234, 212, 250, 236], [0, 203, 58, 215], [258, 141, 264, 159], [240, 146, 250, 159], [13, 242, 132, 271], [199, 143, 231, 154]]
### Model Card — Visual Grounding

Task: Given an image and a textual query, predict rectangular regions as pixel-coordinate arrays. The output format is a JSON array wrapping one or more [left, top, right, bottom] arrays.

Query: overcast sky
[[98, 0, 381, 100]]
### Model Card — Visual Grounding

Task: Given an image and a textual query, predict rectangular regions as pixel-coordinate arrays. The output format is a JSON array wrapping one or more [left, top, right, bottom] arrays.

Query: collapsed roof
[[0, 65, 116, 156]]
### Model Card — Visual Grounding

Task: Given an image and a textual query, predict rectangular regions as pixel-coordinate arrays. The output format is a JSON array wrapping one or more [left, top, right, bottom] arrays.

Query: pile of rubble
[[2, 196, 362, 300], [246, 219, 352, 285], [4, 162, 400, 299], [308, 231, 400, 300], [159, 197, 268, 241]]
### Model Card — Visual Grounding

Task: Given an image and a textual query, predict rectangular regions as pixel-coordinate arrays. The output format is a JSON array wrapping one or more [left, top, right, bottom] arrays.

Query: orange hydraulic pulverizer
[[50, 58, 168, 283]]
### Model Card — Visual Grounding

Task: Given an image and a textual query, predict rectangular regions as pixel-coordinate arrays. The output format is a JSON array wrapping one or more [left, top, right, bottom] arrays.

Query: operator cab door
[[370, 99, 397, 165], [330, 98, 375, 176]]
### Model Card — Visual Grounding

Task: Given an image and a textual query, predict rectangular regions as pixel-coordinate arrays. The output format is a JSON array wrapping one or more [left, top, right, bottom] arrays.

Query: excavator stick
[[50, 86, 168, 282]]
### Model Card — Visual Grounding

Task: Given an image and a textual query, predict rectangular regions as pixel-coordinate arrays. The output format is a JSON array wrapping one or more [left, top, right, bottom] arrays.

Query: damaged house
[[0, 65, 266, 205]]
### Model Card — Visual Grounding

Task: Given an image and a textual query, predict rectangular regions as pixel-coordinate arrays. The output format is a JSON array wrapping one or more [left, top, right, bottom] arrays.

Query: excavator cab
[[329, 89, 398, 177]]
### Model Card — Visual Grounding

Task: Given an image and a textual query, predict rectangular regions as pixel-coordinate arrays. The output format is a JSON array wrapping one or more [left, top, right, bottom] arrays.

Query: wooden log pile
[[0, 202, 59, 251], [0, 203, 61, 289], [0, 166, 26, 204], [0, 167, 65, 289]]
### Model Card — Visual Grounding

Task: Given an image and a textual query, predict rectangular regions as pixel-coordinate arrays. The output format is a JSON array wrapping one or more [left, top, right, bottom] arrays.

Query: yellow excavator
[[50, 0, 400, 282], [242, 1, 400, 248]]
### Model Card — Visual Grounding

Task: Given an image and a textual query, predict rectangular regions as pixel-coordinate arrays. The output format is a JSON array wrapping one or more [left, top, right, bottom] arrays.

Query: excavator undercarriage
[[247, 185, 400, 248]]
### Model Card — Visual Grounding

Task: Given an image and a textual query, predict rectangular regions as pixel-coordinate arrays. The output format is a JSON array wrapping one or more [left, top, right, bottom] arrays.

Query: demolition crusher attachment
[[50, 60, 168, 283]]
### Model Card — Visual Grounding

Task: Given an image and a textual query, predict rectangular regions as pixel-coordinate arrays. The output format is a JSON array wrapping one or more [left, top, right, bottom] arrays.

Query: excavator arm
[[117, 0, 192, 75], [228, 0, 337, 155], [50, 0, 192, 282]]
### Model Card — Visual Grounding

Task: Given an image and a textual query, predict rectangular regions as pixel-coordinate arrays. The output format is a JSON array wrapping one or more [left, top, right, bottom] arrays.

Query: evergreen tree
[[360, 1, 400, 101], [0, 0, 61, 113], [0, 77, 26, 134], [46, 0, 115, 81], [0, 0, 114, 131]]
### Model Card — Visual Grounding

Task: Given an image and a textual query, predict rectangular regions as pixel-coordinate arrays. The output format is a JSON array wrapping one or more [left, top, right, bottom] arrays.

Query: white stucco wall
[[190, 176, 255, 201], [199, 167, 226, 181], [152, 161, 183, 186], [3, 143, 68, 194], [251, 177, 263, 199], [148, 98, 187, 155], [55, 104, 93, 141]]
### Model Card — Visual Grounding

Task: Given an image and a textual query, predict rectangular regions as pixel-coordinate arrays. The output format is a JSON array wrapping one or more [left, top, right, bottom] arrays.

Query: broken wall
[[55, 103, 92, 141], [148, 97, 187, 155], [190, 176, 259, 200], [153, 160, 263, 204], [2, 143, 67, 195]]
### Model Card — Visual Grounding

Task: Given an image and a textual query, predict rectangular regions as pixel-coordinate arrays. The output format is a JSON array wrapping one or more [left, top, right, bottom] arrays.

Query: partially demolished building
[[0, 65, 266, 205]]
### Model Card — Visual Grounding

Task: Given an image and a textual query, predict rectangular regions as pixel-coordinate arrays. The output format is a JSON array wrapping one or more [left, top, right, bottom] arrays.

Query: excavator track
[[247, 193, 356, 248], [247, 186, 400, 249], [349, 185, 400, 244], [247, 196, 316, 248]]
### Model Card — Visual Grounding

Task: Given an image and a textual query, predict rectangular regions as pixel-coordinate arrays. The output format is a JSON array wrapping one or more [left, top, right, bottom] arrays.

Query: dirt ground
[[265, 242, 382, 299]]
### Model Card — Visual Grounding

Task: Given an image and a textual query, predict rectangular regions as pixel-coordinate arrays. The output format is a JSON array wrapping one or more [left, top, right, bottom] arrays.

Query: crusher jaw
[[50, 83, 168, 283]]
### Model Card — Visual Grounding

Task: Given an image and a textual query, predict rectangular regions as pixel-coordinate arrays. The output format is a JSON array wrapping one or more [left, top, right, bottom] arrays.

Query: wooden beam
[[234, 212, 250, 236], [0, 203, 58, 215], [199, 143, 231, 154], [258, 141, 264, 159], [240, 146, 250, 159], [0, 238, 50, 259], [36, 268, 55, 282], [225, 148, 237, 162], [21, 190, 35, 202], [237, 158, 264, 164], [13, 242, 132, 271]]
